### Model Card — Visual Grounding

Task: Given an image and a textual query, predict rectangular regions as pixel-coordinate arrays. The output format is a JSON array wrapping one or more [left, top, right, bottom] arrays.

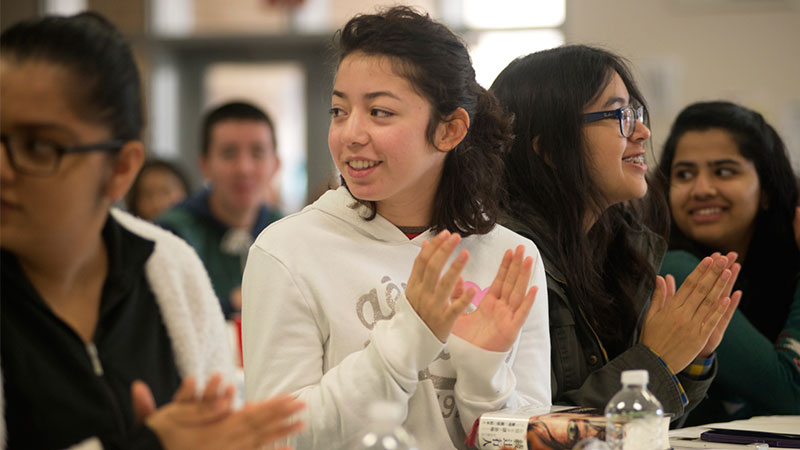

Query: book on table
[[476, 405, 607, 450]]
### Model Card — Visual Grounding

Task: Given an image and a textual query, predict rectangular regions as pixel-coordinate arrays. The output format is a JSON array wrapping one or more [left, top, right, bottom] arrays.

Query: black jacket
[[506, 212, 714, 421]]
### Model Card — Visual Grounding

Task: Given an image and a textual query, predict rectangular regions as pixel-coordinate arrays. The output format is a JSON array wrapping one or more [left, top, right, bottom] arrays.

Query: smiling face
[[582, 71, 651, 210], [328, 52, 449, 227], [669, 128, 762, 255], [0, 58, 117, 257]]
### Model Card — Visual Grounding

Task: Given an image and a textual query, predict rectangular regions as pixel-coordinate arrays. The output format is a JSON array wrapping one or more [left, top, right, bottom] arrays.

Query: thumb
[[131, 380, 157, 425]]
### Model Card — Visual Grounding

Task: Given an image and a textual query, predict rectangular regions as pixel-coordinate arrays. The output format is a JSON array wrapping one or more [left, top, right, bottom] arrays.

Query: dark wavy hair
[[491, 45, 668, 350], [1, 12, 143, 142], [331, 6, 513, 236], [658, 101, 800, 341]]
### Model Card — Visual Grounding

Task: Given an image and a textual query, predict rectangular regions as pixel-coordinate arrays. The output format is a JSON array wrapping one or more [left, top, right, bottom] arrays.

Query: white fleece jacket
[[242, 187, 551, 450], [0, 209, 234, 450]]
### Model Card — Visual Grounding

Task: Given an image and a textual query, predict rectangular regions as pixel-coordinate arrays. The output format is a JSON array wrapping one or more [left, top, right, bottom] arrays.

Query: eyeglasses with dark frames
[[583, 105, 644, 138], [1, 134, 124, 176]]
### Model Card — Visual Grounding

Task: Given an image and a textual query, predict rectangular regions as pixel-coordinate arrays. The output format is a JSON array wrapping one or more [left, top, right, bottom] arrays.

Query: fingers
[[487, 249, 513, 299], [131, 380, 157, 425], [699, 295, 731, 337], [672, 256, 713, 308], [511, 286, 538, 330], [172, 376, 197, 402], [435, 249, 469, 305], [646, 276, 667, 320], [228, 395, 306, 450]]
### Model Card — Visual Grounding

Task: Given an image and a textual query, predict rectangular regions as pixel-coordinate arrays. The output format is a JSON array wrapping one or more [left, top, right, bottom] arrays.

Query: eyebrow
[[672, 159, 743, 169], [331, 90, 401, 101], [602, 96, 628, 109], [12, 122, 77, 138]]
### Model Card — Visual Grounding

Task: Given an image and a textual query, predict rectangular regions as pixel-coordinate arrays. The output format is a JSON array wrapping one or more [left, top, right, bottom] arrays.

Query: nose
[[691, 171, 716, 199], [339, 111, 369, 148], [630, 120, 651, 142]]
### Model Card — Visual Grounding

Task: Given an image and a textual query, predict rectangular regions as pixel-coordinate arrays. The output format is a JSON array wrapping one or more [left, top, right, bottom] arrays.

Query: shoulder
[[112, 209, 204, 268]]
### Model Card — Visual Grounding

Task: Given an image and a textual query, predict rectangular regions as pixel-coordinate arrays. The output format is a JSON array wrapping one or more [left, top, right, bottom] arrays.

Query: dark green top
[[157, 189, 281, 318], [660, 250, 800, 424]]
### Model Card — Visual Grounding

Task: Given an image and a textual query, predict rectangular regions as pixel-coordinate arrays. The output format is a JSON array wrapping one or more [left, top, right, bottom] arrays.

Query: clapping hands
[[405, 230, 538, 352], [640, 252, 741, 372], [132, 374, 305, 450]]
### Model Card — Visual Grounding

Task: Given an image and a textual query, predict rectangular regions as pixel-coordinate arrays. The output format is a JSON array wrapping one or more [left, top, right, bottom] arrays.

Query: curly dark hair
[[331, 6, 514, 236]]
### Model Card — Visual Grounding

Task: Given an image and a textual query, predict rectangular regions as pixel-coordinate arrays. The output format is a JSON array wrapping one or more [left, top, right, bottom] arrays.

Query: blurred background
[[2, 0, 799, 213]]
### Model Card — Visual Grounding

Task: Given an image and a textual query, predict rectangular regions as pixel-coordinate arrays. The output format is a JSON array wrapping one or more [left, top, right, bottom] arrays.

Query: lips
[[688, 205, 726, 223], [347, 159, 380, 170]]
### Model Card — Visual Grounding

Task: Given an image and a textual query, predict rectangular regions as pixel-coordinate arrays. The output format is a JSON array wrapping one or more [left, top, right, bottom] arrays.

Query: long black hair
[[658, 101, 799, 341], [491, 45, 668, 350], [331, 6, 513, 236], [1, 12, 143, 142]]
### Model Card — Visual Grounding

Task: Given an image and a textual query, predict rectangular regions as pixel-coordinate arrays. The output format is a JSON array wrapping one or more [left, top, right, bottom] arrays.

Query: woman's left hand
[[696, 252, 742, 357], [451, 245, 538, 352]]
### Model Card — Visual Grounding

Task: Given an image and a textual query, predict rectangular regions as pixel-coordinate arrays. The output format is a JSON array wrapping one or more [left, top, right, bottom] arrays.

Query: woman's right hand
[[639, 253, 738, 373], [405, 230, 475, 342], [133, 375, 305, 450]]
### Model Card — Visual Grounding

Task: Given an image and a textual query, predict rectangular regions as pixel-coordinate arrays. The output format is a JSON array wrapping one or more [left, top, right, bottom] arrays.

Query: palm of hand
[[452, 293, 519, 352]]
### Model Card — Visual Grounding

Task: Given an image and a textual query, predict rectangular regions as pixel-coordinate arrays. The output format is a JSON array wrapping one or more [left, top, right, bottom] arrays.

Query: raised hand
[[133, 375, 305, 450], [405, 230, 476, 342], [698, 252, 742, 358], [451, 246, 538, 352], [640, 253, 736, 373]]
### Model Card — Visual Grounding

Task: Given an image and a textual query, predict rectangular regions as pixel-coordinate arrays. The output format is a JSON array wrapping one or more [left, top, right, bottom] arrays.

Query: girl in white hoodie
[[242, 6, 551, 449]]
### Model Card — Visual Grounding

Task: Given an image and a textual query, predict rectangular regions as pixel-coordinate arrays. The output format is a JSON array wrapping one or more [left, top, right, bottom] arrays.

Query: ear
[[104, 140, 145, 202], [434, 107, 470, 152]]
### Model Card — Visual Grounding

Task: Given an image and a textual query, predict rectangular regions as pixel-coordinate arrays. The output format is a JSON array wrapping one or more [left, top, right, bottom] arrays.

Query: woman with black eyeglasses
[[0, 12, 303, 450], [490, 45, 747, 422]]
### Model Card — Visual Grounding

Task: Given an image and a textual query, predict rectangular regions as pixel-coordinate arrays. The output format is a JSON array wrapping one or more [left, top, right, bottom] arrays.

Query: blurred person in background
[[126, 159, 190, 221], [158, 102, 282, 318], [0, 12, 303, 449], [658, 101, 800, 424]]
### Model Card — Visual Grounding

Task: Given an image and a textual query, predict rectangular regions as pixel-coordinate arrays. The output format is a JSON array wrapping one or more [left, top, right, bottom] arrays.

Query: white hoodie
[[242, 187, 550, 450]]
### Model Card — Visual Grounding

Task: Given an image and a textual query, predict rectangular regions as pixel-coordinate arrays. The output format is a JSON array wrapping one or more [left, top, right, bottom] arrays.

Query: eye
[[370, 109, 393, 118], [672, 169, 694, 182], [329, 107, 345, 118], [716, 167, 736, 177], [21, 138, 58, 163]]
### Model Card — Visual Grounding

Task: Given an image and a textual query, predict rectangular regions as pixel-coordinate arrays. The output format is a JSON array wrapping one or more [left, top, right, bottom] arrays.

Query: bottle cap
[[368, 401, 404, 425], [621, 369, 648, 386]]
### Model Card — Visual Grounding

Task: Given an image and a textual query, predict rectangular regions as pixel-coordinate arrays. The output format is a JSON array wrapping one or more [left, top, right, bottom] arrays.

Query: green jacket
[[158, 189, 281, 318], [661, 250, 800, 425]]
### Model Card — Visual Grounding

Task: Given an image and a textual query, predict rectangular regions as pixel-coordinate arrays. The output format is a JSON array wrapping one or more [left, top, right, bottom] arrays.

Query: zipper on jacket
[[86, 342, 104, 376]]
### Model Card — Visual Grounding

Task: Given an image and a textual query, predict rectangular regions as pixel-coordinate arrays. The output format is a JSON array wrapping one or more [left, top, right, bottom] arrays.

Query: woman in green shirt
[[658, 101, 800, 424]]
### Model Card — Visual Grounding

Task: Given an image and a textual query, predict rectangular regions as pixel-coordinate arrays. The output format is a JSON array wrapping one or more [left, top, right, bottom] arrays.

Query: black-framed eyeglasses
[[583, 105, 644, 138], [1, 134, 124, 176]]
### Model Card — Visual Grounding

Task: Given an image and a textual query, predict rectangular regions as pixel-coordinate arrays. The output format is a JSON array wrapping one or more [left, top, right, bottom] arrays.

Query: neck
[[208, 192, 258, 229], [376, 198, 433, 230]]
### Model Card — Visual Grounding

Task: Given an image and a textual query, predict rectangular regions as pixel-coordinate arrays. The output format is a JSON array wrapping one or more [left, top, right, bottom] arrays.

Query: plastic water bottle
[[354, 401, 419, 450], [604, 370, 666, 450]]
